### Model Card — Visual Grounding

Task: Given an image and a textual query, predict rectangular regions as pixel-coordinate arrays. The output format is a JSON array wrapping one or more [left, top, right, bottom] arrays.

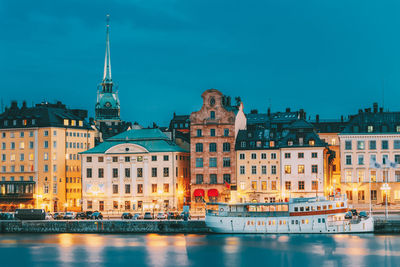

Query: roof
[[341, 111, 400, 134], [82, 128, 188, 154]]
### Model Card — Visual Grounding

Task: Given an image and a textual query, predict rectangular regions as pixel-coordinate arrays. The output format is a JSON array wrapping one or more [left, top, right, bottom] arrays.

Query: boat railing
[[207, 210, 289, 217]]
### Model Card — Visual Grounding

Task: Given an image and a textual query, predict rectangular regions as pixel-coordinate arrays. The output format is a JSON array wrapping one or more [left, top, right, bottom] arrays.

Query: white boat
[[205, 194, 374, 234]]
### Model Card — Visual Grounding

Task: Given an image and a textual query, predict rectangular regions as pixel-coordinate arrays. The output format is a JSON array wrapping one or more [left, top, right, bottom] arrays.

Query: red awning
[[193, 189, 205, 197], [207, 189, 219, 197]]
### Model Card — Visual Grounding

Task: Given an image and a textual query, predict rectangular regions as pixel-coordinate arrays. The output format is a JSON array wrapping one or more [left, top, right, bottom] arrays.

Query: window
[[371, 190, 377, 200], [298, 181, 305, 190], [195, 143, 203, 152], [125, 184, 131, 194], [152, 168, 157, 177], [345, 155, 352, 165], [44, 165, 48, 172], [113, 201, 118, 209], [44, 131, 49, 137], [86, 156, 92, 162], [251, 166, 257, 174], [309, 140, 315, 146], [210, 111, 215, 119], [163, 155, 169, 161], [152, 184, 157, 193], [196, 129, 202, 137], [394, 140, 400, 150], [285, 181, 291, 190], [98, 168, 104, 178], [345, 141, 352, 150], [271, 153, 276, 159], [112, 184, 118, 194], [20, 153, 24, 161], [261, 181, 267, 190], [224, 129, 229, 136], [209, 158, 217, 168], [240, 141, 246, 148], [125, 156, 130, 162], [311, 165, 318, 173], [163, 167, 169, 177], [239, 153, 245, 160], [382, 140, 389, 150], [137, 184, 143, 194], [125, 168, 131, 178], [223, 174, 231, 184], [112, 168, 118, 178], [312, 181, 318, 190], [345, 171, 352, 183], [284, 153, 291, 159], [20, 142, 25, 149], [395, 155, 400, 164], [382, 155, 388, 165], [196, 174, 203, 184], [11, 142, 15, 149], [137, 156, 143, 162], [196, 158, 203, 168], [298, 165, 305, 174], [370, 170, 376, 182], [251, 181, 257, 190], [261, 153, 266, 159], [112, 157, 118, 162], [271, 181, 276, 190], [251, 153, 256, 159], [163, 183, 169, 193], [210, 174, 217, 184], [137, 168, 143, 178], [261, 165, 267, 174], [223, 157, 231, 167], [358, 154, 364, 165], [87, 200, 92, 209], [367, 125, 373, 133], [358, 190, 365, 201], [311, 152, 317, 158], [210, 129, 215, 136], [151, 155, 157, 161], [357, 141, 365, 150], [271, 165, 277, 175], [284, 165, 291, 174], [44, 153, 49, 161], [209, 143, 217, 152], [298, 152, 304, 159], [369, 140, 376, 150], [223, 143, 230, 152]]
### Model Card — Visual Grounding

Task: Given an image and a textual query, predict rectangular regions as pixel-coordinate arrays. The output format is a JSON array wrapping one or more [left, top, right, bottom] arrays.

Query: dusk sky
[[1, 0, 400, 126]]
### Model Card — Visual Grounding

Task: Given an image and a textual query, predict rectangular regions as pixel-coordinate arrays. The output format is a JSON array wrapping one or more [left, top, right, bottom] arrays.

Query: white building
[[81, 128, 190, 213], [280, 120, 326, 199]]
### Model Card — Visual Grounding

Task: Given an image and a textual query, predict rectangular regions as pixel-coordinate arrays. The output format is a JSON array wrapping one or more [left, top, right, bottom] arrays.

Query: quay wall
[[0, 220, 211, 234], [0, 219, 399, 234]]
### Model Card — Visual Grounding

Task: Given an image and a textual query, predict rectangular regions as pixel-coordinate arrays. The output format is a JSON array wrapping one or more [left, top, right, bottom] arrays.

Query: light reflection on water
[[0, 234, 399, 267]]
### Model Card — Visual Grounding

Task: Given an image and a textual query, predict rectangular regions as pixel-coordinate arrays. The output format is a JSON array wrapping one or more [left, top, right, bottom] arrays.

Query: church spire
[[102, 14, 112, 92]]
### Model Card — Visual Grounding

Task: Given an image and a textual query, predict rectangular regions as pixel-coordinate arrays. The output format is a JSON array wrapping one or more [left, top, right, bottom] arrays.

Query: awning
[[193, 189, 205, 197], [207, 189, 219, 197]]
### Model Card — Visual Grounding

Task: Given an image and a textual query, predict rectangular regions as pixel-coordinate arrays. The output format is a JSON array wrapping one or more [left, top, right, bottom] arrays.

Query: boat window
[[301, 220, 305, 224], [296, 220, 298, 224], [323, 205, 327, 210], [300, 207, 304, 212], [268, 221, 271, 225], [328, 205, 333, 209], [279, 220, 282, 225], [318, 218, 321, 223], [262, 221, 265, 226], [247, 221, 250, 225], [317, 206, 321, 211], [336, 202, 340, 208], [294, 207, 298, 212], [341, 202, 344, 207], [305, 219, 309, 224], [272, 220, 276, 225], [282, 205, 288, 211], [322, 218, 326, 223], [311, 206, 315, 211], [251, 221, 254, 225], [306, 206, 310, 211], [291, 220, 294, 224], [283, 221, 286, 225]]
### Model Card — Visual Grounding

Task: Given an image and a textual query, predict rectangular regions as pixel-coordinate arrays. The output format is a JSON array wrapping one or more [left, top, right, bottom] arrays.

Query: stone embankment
[[374, 219, 400, 233], [0, 220, 211, 234]]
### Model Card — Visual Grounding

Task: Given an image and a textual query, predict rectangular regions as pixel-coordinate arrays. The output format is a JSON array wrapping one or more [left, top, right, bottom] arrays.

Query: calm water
[[0, 233, 399, 267]]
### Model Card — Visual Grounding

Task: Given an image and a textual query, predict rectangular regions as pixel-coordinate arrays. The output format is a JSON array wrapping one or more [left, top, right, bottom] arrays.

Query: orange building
[[0, 101, 94, 212]]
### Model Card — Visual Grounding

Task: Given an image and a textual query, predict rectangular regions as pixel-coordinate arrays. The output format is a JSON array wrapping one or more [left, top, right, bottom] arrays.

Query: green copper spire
[[102, 14, 112, 92]]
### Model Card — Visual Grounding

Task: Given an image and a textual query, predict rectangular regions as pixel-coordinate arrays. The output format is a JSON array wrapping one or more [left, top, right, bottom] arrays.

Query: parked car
[[167, 212, 178, 220], [53, 212, 65, 220], [121, 212, 133, 219], [133, 213, 142, 220], [15, 209, 45, 220], [90, 211, 103, 220], [180, 211, 191, 220], [76, 212, 87, 219], [156, 212, 167, 220], [64, 212, 77, 220], [143, 212, 153, 220]]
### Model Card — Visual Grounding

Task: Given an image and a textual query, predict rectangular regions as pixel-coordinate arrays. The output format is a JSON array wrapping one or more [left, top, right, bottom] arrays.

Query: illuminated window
[[251, 181, 257, 190], [367, 125, 373, 133], [261, 181, 267, 190], [298, 165, 304, 174], [309, 139, 315, 146]]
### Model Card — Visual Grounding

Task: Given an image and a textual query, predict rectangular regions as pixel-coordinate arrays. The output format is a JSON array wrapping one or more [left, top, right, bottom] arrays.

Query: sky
[[1, 0, 400, 126]]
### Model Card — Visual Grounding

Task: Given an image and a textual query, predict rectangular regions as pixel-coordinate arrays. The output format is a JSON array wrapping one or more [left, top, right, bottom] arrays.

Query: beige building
[[81, 128, 190, 213], [0, 101, 94, 212]]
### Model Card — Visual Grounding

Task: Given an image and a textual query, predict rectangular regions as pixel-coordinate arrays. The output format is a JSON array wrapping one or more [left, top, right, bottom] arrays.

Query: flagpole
[[369, 172, 372, 215]]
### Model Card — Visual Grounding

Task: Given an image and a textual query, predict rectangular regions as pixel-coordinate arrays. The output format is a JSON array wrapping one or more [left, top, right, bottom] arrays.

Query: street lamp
[[380, 183, 391, 220], [64, 202, 68, 212]]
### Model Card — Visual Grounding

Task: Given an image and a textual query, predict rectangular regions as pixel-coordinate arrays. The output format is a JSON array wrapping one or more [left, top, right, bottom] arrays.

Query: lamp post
[[380, 183, 391, 220]]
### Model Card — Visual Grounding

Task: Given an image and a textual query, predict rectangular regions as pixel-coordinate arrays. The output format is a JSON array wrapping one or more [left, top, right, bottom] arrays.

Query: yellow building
[[0, 101, 94, 212]]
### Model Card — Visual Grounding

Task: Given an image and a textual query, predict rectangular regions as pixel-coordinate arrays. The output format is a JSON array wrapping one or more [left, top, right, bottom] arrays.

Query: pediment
[[105, 143, 148, 154]]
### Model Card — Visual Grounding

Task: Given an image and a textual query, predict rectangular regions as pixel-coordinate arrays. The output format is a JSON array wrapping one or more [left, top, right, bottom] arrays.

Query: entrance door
[[53, 201, 58, 212]]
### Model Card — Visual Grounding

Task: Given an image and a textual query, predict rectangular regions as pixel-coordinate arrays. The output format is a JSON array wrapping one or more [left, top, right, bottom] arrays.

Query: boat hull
[[205, 215, 374, 234]]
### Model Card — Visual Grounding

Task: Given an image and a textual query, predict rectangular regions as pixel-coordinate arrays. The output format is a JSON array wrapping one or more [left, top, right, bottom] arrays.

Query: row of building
[[1, 17, 399, 213]]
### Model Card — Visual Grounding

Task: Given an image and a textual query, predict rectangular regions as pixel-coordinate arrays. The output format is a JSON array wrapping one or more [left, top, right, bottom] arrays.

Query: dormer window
[[210, 111, 215, 119], [71, 120, 76, 126], [32, 119, 36, 125], [64, 119, 69, 126], [397, 126, 400, 133], [299, 138, 304, 146], [23, 120, 27, 126], [288, 140, 293, 146], [4, 120, 8, 126], [79, 121, 83, 127], [309, 139, 315, 146], [270, 141, 275, 147], [13, 120, 17, 126], [256, 141, 262, 147], [367, 125, 373, 133], [240, 141, 246, 148]]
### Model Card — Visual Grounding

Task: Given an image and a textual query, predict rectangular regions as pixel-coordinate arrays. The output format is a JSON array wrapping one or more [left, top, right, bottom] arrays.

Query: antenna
[[382, 78, 385, 109]]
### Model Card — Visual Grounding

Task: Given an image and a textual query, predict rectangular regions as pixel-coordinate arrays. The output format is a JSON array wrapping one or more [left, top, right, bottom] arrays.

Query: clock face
[[210, 97, 215, 106], [105, 102, 111, 108]]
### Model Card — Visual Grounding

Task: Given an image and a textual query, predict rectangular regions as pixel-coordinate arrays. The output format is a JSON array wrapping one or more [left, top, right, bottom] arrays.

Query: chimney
[[299, 109, 305, 119], [379, 107, 383, 113], [358, 109, 363, 114], [286, 107, 290, 112], [227, 96, 231, 106], [373, 102, 378, 113], [11, 101, 18, 109], [341, 115, 343, 122], [250, 109, 258, 114], [316, 114, 319, 123], [22, 101, 27, 108], [267, 108, 271, 116]]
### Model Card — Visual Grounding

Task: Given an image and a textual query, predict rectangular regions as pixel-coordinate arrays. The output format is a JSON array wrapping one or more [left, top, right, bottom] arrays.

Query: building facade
[[235, 129, 281, 203], [339, 104, 400, 206], [190, 89, 246, 212], [81, 128, 190, 213], [0, 101, 94, 212]]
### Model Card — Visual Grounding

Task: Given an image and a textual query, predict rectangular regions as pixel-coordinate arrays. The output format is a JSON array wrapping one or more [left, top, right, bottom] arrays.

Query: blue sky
[[1, 0, 400, 126]]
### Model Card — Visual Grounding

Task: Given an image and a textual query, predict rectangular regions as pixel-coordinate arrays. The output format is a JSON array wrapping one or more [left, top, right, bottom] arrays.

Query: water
[[0, 233, 399, 267]]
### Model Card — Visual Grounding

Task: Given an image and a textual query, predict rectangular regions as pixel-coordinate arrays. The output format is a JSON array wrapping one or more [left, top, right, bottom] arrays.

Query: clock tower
[[95, 15, 121, 125]]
